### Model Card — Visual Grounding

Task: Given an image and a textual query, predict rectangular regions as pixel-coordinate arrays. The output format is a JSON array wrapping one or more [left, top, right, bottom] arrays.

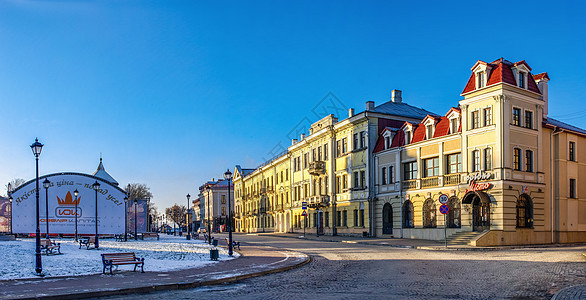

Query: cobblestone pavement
[[101, 234, 586, 300]]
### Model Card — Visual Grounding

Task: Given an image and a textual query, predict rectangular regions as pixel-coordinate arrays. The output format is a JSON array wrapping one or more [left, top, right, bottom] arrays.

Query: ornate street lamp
[[42, 178, 51, 238], [124, 195, 128, 241], [92, 181, 100, 249], [186, 194, 191, 240], [224, 169, 233, 256], [74, 189, 79, 241], [134, 199, 138, 240], [206, 186, 212, 244], [30, 138, 44, 276]]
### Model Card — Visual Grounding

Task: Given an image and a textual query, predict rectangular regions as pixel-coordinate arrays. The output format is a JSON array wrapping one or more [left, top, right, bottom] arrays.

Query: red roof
[[462, 58, 542, 95], [533, 72, 550, 81]]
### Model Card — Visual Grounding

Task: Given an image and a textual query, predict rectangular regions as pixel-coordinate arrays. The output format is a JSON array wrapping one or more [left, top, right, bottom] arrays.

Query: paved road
[[102, 234, 586, 300]]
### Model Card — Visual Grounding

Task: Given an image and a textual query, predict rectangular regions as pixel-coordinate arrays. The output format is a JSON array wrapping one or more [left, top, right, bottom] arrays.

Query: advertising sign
[[127, 199, 148, 233], [10, 173, 126, 235], [0, 197, 10, 232]]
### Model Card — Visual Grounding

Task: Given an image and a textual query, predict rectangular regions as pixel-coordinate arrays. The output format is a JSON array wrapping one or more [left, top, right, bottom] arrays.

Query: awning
[[462, 191, 491, 204]]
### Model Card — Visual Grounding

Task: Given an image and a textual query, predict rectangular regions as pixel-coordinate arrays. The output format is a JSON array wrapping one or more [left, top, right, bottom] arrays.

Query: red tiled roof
[[432, 116, 450, 138], [462, 73, 476, 94], [527, 72, 541, 93], [513, 60, 532, 71], [391, 129, 405, 148], [533, 72, 550, 81], [411, 124, 425, 143], [462, 58, 542, 95]]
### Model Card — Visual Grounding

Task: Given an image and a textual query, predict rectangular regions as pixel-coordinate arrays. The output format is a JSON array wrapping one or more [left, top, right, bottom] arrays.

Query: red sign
[[468, 181, 491, 191], [439, 204, 449, 214], [301, 210, 308, 217]]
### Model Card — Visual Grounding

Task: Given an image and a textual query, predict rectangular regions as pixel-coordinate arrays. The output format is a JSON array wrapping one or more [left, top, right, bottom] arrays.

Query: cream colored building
[[374, 58, 586, 245], [198, 178, 234, 233]]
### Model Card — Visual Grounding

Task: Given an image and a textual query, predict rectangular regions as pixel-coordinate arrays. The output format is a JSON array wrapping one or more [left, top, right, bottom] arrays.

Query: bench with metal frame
[[79, 236, 96, 249], [40, 238, 61, 255], [101, 252, 145, 275]]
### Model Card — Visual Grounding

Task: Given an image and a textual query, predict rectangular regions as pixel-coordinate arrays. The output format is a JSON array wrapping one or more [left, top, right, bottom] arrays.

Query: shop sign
[[468, 181, 491, 192], [465, 171, 492, 183]]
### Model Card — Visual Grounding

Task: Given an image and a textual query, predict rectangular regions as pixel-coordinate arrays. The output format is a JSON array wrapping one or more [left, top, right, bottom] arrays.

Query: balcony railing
[[421, 176, 439, 188], [402, 179, 417, 189], [308, 161, 326, 176], [308, 195, 330, 208], [444, 174, 461, 185]]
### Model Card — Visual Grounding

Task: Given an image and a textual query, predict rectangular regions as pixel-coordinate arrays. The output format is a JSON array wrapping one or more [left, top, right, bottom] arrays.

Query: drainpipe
[[330, 125, 337, 236], [550, 127, 562, 244], [399, 146, 404, 239], [366, 114, 375, 237]]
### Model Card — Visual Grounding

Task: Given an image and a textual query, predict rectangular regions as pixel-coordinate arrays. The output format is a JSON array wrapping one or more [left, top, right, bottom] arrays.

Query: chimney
[[292, 139, 298, 145], [300, 134, 306, 140], [348, 108, 355, 117], [366, 101, 375, 111], [391, 89, 402, 103], [534, 74, 549, 118]]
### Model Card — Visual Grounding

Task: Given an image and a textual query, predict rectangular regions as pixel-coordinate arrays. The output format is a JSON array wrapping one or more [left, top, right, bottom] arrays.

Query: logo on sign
[[55, 191, 82, 218], [468, 181, 491, 192], [465, 171, 492, 184]]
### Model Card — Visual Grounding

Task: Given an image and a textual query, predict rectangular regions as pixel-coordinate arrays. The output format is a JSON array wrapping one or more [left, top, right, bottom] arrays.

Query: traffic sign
[[302, 201, 307, 210], [438, 194, 449, 204], [439, 204, 449, 214], [301, 210, 308, 217]]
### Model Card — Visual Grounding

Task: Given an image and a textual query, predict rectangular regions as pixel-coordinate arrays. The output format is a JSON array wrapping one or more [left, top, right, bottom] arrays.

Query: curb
[[13, 251, 310, 300]]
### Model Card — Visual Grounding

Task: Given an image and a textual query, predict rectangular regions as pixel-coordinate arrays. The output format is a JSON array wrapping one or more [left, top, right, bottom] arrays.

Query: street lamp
[[134, 199, 138, 240], [8, 195, 13, 235], [206, 186, 212, 244], [42, 178, 51, 238], [74, 189, 79, 241], [224, 169, 233, 256], [124, 195, 128, 241], [92, 181, 100, 249], [186, 194, 191, 240], [30, 138, 44, 276]]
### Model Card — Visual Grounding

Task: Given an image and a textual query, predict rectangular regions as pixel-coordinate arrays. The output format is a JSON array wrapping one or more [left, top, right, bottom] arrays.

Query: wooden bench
[[114, 234, 125, 242], [101, 252, 144, 275], [79, 236, 96, 249], [40, 238, 61, 255], [139, 232, 159, 240], [225, 238, 240, 250]]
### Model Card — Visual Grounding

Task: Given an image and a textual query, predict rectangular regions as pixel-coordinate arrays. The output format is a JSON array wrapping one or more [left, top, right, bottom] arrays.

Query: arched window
[[423, 199, 436, 228], [516, 194, 533, 228], [447, 197, 461, 228], [402, 200, 414, 228]]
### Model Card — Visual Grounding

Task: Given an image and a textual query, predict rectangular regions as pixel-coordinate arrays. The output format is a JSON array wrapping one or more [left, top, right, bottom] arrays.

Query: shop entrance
[[382, 203, 393, 234]]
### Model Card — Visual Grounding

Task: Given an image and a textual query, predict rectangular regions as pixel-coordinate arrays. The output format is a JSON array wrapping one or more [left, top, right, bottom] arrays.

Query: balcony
[[308, 195, 330, 208], [421, 176, 439, 188], [308, 161, 326, 176], [444, 174, 461, 185], [402, 179, 417, 189]]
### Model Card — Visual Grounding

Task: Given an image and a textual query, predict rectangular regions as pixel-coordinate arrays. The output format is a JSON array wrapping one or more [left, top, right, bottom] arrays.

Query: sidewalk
[[0, 244, 309, 300]]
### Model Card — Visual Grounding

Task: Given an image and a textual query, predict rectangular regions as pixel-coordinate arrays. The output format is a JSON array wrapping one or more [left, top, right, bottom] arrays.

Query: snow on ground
[[0, 234, 238, 280]]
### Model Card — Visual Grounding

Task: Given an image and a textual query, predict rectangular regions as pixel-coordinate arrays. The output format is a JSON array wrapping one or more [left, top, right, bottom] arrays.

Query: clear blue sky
[[1, 0, 585, 210]]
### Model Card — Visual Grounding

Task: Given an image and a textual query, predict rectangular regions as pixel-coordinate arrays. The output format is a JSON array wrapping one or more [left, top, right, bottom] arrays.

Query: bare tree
[[5, 178, 26, 196], [124, 183, 153, 200], [165, 205, 186, 229]]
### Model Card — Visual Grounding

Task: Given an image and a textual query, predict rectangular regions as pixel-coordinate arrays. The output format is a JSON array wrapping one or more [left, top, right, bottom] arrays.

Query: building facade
[[198, 178, 234, 233], [373, 58, 586, 245]]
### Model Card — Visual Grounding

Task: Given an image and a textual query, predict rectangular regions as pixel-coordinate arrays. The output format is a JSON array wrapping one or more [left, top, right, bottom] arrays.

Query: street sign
[[438, 194, 449, 204], [302, 201, 307, 210], [439, 204, 449, 214], [301, 210, 308, 217]]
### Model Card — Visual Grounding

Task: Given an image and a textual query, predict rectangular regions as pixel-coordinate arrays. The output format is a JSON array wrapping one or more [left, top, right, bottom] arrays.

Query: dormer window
[[519, 72, 526, 88], [385, 136, 390, 149], [450, 118, 459, 134], [426, 125, 434, 140], [405, 130, 411, 145], [476, 72, 485, 88]]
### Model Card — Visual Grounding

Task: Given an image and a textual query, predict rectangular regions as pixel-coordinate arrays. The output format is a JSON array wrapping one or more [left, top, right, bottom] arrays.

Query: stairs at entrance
[[445, 231, 486, 246]]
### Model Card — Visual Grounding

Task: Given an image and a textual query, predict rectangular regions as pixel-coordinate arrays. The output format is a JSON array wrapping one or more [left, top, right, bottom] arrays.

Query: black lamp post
[[74, 189, 79, 241], [8, 195, 13, 235], [30, 138, 44, 276], [124, 195, 128, 241], [134, 199, 138, 240], [224, 169, 233, 256], [92, 181, 100, 249], [42, 178, 51, 238], [186, 194, 191, 240], [206, 186, 211, 244]]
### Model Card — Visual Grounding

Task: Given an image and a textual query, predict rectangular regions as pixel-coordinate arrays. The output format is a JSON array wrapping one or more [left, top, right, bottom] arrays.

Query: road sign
[[302, 202, 307, 210], [438, 194, 449, 204], [301, 210, 308, 217], [439, 204, 449, 214]]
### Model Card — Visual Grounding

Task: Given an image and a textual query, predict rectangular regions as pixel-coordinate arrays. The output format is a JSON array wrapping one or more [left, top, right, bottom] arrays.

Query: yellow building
[[234, 91, 435, 236], [374, 58, 586, 245]]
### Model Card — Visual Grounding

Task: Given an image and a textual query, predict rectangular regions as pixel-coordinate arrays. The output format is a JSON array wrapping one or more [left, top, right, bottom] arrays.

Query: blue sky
[[1, 0, 585, 210]]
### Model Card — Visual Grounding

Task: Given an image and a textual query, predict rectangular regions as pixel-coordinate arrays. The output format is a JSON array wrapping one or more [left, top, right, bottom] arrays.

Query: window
[[360, 131, 366, 148], [337, 176, 342, 193], [423, 199, 436, 228], [381, 167, 387, 185], [353, 209, 358, 227], [360, 171, 366, 188], [336, 140, 341, 157], [286, 169, 289, 181], [447, 153, 462, 174], [342, 138, 347, 154], [513, 148, 522, 171], [221, 207, 226, 216], [524, 111, 533, 129], [471, 111, 480, 129], [343, 210, 347, 227], [324, 144, 328, 160], [513, 108, 521, 126], [472, 150, 480, 172], [359, 209, 364, 227], [389, 165, 395, 184], [484, 107, 492, 126], [525, 150, 533, 172], [325, 212, 329, 227], [402, 200, 414, 228], [447, 197, 461, 228], [304, 183, 308, 198], [304, 153, 309, 169], [312, 148, 316, 161], [569, 142, 576, 161], [336, 138, 347, 156], [405, 131, 411, 145], [221, 195, 226, 204], [404, 162, 418, 180], [570, 179, 576, 198], [426, 125, 433, 139], [450, 118, 459, 134], [317, 146, 322, 161], [484, 148, 492, 170], [516, 194, 533, 228], [353, 133, 359, 151], [424, 157, 440, 177], [519, 72, 526, 88], [477, 72, 485, 88], [385, 136, 390, 149], [354, 171, 359, 188], [343, 174, 347, 190], [336, 211, 341, 227]]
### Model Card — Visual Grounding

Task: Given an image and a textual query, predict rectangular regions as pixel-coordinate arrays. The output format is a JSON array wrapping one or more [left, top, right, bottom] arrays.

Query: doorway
[[382, 203, 393, 234], [472, 195, 490, 231]]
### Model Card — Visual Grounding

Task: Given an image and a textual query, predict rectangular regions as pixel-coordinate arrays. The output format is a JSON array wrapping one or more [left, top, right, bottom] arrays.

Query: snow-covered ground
[[0, 234, 238, 280]]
